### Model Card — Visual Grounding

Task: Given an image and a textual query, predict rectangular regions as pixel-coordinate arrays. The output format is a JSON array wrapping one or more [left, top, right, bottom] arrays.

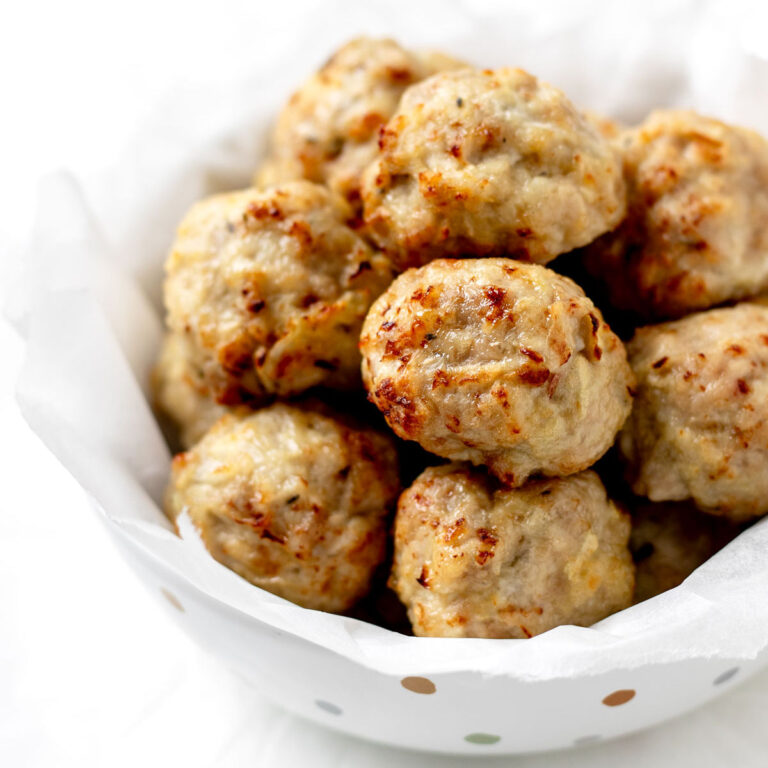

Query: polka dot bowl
[[109, 522, 767, 755], [15, 7, 768, 753]]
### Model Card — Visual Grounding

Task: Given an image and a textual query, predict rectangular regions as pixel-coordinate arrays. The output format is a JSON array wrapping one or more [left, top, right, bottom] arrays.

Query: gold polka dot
[[602, 689, 635, 707], [400, 676, 436, 694], [161, 588, 184, 612]]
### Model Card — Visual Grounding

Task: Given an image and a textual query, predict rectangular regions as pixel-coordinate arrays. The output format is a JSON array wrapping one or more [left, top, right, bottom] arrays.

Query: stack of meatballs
[[157, 38, 768, 639]]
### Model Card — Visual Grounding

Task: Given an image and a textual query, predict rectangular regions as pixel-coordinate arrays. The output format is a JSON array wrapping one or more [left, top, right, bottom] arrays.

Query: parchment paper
[[9, 0, 768, 679]]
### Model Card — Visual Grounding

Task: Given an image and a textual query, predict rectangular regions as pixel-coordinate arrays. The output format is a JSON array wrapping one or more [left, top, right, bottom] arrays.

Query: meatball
[[584, 110, 622, 141], [620, 303, 768, 521], [583, 110, 768, 319], [163, 181, 395, 405], [630, 500, 737, 603], [165, 403, 400, 612], [361, 67, 626, 269], [152, 332, 238, 449], [360, 258, 634, 486], [391, 464, 634, 639], [256, 37, 464, 208]]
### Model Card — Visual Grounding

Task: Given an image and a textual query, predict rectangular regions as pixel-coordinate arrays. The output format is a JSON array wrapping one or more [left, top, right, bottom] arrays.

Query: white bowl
[[14, 4, 768, 754], [109, 518, 767, 755]]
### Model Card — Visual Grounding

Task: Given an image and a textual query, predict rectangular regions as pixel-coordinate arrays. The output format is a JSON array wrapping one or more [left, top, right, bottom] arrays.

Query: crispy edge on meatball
[[361, 67, 626, 269], [165, 402, 400, 612], [390, 464, 634, 638], [583, 109, 768, 319], [360, 258, 634, 486]]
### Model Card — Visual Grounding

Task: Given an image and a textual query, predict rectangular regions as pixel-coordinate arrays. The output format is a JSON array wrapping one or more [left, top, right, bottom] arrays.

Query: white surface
[[4, 0, 768, 764]]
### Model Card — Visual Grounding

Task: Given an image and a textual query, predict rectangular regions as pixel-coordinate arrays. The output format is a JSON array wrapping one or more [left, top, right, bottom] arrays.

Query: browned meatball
[[391, 464, 634, 638], [583, 110, 768, 319], [360, 258, 634, 486], [361, 67, 626, 269], [163, 181, 394, 406], [256, 37, 464, 208], [165, 403, 400, 612], [620, 303, 768, 521]]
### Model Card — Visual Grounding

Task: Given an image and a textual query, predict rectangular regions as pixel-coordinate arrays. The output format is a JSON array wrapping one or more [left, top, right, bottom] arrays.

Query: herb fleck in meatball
[[583, 110, 768, 319], [360, 258, 634, 486], [630, 500, 737, 603], [620, 303, 768, 521], [256, 37, 464, 208], [163, 181, 395, 406], [165, 403, 400, 612], [362, 67, 626, 269], [391, 464, 634, 638]]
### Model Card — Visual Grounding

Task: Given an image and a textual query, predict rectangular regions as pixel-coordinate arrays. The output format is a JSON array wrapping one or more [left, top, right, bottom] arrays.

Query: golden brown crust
[[361, 68, 626, 270], [391, 465, 634, 638], [360, 258, 634, 486], [256, 37, 464, 209], [583, 110, 768, 319], [620, 303, 768, 521], [163, 181, 395, 405], [165, 403, 400, 612]]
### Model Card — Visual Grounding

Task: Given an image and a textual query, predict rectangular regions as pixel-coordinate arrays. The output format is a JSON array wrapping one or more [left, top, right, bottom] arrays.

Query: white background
[[3, 1, 768, 765]]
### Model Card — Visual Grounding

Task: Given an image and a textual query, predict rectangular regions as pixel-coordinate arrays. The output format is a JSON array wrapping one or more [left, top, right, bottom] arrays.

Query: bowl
[[109, 516, 767, 754], [13, 5, 768, 754]]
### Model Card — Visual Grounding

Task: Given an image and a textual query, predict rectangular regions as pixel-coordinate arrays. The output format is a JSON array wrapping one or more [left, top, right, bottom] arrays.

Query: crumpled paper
[[9, 0, 768, 680]]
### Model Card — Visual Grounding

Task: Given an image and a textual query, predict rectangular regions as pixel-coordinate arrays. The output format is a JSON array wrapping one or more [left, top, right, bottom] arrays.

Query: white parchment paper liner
[[10, 0, 768, 680]]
